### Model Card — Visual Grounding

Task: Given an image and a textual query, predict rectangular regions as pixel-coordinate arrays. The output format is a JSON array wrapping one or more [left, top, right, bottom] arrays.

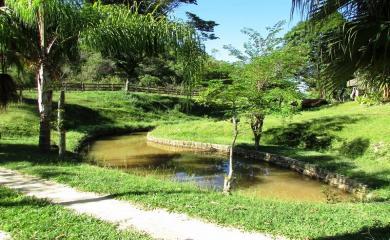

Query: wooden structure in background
[[57, 82, 200, 96]]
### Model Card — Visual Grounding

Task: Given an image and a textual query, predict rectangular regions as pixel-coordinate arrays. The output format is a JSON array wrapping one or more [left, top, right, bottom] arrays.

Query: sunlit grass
[[1, 91, 389, 239], [0, 187, 151, 240]]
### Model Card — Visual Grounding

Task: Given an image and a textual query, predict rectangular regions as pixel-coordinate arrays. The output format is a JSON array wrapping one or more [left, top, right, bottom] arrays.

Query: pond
[[86, 132, 352, 203]]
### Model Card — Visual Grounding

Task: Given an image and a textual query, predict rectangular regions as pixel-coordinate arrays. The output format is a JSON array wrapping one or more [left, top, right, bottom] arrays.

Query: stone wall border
[[147, 133, 369, 198]]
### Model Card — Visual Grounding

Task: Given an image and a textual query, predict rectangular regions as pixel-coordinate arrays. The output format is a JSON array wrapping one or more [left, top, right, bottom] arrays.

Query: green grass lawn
[[0, 187, 151, 240], [151, 102, 390, 200], [0, 91, 389, 240]]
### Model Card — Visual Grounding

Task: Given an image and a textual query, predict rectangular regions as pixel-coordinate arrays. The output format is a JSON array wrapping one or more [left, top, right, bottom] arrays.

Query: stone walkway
[[0, 167, 285, 240], [0, 231, 11, 240]]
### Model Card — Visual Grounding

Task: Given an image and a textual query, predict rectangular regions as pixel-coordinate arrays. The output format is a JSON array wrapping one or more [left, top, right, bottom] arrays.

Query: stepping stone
[[0, 231, 12, 240]]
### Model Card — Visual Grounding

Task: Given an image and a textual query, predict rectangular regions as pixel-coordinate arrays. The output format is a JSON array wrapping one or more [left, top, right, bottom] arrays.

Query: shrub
[[138, 74, 161, 87]]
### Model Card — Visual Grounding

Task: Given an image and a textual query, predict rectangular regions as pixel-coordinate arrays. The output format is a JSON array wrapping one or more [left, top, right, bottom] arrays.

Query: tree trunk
[[58, 90, 66, 159], [37, 6, 52, 153], [125, 79, 129, 92], [250, 113, 265, 150], [384, 85, 390, 101], [223, 115, 238, 194], [19, 88, 23, 103], [37, 64, 53, 152]]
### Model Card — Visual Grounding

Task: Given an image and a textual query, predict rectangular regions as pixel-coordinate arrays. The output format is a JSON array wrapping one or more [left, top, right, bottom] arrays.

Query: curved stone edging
[[147, 133, 369, 198]]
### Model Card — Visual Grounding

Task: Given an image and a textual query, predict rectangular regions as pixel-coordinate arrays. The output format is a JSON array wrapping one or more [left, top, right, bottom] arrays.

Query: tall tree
[[237, 46, 306, 149], [284, 13, 345, 98], [86, 0, 216, 83], [292, 0, 390, 90], [0, 2, 19, 108], [0, 0, 203, 152], [223, 21, 285, 62], [86, 0, 197, 15]]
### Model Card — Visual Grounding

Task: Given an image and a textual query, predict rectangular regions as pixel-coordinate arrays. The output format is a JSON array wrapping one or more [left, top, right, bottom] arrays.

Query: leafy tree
[[199, 46, 305, 192], [198, 80, 247, 193], [86, 0, 217, 84], [85, 0, 197, 16], [136, 55, 183, 86], [185, 12, 218, 40], [292, 0, 390, 91], [0, 1, 19, 107], [235, 46, 306, 149], [223, 21, 285, 62], [65, 48, 117, 84], [284, 13, 345, 98], [202, 56, 233, 82], [0, 0, 202, 152]]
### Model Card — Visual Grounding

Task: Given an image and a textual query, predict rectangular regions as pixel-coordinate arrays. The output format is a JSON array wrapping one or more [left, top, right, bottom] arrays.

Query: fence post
[[58, 90, 66, 160], [125, 80, 129, 92], [81, 82, 85, 91]]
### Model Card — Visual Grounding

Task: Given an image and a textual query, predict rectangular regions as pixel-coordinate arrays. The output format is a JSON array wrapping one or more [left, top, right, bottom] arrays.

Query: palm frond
[[292, 0, 390, 90]]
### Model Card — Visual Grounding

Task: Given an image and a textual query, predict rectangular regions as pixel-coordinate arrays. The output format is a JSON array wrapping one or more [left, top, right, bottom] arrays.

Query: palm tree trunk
[[223, 115, 238, 194], [37, 63, 53, 152], [37, 5, 52, 153]]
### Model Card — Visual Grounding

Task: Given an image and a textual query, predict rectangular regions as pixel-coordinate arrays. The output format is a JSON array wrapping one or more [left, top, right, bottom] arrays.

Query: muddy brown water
[[86, 132, 352, 203]]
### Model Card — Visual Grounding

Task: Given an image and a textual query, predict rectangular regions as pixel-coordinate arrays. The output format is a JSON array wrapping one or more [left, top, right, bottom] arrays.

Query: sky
[[171, 0, 302, 62]]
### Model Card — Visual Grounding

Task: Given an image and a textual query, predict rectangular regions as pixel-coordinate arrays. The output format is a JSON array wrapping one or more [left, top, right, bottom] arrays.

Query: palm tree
[[292, 0, 390, 90], [0, 0, 202, 152]]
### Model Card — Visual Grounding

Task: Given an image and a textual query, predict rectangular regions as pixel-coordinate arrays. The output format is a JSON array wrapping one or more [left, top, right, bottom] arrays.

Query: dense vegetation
[[0, 92, 389, 240]]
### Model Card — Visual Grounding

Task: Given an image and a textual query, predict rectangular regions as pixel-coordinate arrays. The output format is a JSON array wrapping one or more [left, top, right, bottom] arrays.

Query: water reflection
[[87, 132, 352, 202]]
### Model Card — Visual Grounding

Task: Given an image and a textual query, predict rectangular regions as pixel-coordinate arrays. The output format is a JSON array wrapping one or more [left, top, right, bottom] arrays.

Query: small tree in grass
[[199, 46, 305, 193], [238, 46, 306, 150], [198, 81, 247, 193]]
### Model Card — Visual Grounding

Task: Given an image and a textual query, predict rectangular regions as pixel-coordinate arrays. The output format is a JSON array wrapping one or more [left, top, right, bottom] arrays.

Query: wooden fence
[[60, 82, 200, 96]]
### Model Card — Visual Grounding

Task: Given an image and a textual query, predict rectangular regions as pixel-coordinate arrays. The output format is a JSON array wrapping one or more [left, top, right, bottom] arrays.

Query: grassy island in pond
[[0, 92, 389, 240]]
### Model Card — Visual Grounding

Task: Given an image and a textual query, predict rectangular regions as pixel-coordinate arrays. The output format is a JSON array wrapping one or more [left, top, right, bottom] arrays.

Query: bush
[[356, 93, 383, 106], [138, 74, 161, 87]]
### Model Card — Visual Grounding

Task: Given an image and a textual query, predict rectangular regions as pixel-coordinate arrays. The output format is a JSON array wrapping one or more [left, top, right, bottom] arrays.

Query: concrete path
[[0, 231, 12, 240], [0, 167, 285, 240]]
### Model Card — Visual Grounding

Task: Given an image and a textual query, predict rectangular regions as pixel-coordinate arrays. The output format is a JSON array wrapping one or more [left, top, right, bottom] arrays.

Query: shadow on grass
[[21, 97, 113, 131], [263, 115, 367, 151], [59, 189, 204, 206], [128, 93, 226, 119], [315, 225, 390, 240]]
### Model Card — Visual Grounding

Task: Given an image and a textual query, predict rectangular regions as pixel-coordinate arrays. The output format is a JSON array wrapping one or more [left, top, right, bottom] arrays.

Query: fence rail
[[59, 82, 200, 96]]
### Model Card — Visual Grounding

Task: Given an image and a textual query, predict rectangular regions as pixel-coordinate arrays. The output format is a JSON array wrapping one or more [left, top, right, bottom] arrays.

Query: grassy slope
[[0, 187, 151, 240], [151, 102, 390, 199], [0, 91, 389, 240]]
